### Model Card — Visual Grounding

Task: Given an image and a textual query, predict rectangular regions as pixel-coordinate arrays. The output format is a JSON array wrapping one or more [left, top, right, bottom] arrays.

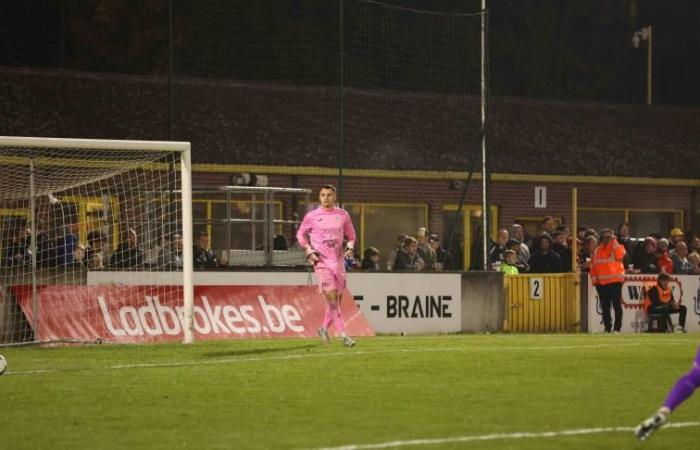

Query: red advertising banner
[[13, 285, 374, 343]]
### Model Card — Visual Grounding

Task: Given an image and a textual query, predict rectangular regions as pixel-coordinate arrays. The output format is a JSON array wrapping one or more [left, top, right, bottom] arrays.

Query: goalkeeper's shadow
[[200, 343, 317, 359]]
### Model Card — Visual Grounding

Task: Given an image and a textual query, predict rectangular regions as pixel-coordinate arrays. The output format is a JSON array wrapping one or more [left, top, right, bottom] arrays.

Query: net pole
[[29, 158, 39, 343], [337, 0, 345, 204], [480, 1, 489, 271], [180, 146, 194, 344]]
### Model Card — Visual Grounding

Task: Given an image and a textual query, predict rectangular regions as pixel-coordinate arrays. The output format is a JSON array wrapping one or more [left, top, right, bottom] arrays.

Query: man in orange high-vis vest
[[590, 228, 627, 332], [643, 273, 687, 332]]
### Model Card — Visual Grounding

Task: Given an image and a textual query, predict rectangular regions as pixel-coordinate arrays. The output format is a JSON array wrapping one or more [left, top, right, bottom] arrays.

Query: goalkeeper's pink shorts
[[315, 268, 346, 293]]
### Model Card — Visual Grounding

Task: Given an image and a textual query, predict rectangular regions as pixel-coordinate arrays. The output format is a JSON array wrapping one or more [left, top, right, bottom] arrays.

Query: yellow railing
[[504, 273, 580, 333]]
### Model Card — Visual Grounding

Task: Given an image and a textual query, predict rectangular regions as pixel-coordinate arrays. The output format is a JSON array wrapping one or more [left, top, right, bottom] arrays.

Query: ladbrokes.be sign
[[13, 285, 374, 343]]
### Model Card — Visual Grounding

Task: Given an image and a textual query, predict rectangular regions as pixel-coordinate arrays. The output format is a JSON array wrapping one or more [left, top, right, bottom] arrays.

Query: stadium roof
[[1, 68, 699, 180]]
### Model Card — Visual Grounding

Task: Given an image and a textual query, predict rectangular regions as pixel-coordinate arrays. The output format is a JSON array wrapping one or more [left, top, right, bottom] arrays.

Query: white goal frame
[[0, 136, 195, 344]]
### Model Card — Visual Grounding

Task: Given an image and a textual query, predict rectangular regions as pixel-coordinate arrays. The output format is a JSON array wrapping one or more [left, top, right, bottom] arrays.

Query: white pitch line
[[3, 341, 692, 376], [313, 422, 700, 450]]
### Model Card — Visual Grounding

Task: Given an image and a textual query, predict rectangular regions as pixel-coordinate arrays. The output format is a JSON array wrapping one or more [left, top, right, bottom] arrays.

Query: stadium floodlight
[[631, 25, 653, 104], [0, 136, 194, 346]]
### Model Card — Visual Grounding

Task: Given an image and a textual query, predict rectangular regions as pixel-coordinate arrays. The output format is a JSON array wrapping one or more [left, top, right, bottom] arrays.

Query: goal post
[[0, 136, 194, 345]]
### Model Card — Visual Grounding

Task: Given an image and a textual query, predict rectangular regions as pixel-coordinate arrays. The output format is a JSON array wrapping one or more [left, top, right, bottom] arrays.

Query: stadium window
[[578, 208, 682, 238], [443, 205, 498, 270], [577, 209, 625, 235], [628, 210, 682, 237], [342, 203, 428, 263], [193, 199, 283, 252]]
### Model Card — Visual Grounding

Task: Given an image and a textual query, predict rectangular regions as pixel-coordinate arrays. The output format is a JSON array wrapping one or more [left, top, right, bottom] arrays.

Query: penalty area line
[[311, 421, 700, 450]]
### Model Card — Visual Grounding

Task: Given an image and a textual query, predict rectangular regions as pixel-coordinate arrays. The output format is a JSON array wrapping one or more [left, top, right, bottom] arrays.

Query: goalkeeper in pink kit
[[296, 184, 357, 347]]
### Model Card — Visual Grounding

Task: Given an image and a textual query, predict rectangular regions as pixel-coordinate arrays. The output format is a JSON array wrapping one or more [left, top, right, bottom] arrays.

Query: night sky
[[0, 0, 698, 106]]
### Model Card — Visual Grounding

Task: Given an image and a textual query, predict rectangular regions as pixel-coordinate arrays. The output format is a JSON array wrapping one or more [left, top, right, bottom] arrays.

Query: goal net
[[0, 137, 194, 346]]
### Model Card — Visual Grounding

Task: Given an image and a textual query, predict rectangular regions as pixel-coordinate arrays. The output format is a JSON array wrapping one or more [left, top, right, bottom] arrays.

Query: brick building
[[1, 68, 699, 268]]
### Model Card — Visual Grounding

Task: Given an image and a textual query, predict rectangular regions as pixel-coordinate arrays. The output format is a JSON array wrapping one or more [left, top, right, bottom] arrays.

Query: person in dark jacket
[[633, 237, 659, 274], [193, 230, 220, 269], [393, 236, 424, 271], [551, 230, 572, 272], [361, 247, 381, 271], [110, 228, 144, 269], [529, 233, 562, 273]]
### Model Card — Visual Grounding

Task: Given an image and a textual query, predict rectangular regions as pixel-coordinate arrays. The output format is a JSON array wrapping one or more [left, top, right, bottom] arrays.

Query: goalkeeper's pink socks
[[322, 302, 346, 335]]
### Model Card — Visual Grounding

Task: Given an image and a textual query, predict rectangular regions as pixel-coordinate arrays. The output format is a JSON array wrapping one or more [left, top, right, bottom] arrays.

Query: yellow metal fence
[[505, 273, 581, 333]]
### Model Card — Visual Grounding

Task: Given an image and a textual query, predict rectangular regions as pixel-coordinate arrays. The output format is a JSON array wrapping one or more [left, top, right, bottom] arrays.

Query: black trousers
[[596, 282, 623, 332], [649, 304, 687, 328]]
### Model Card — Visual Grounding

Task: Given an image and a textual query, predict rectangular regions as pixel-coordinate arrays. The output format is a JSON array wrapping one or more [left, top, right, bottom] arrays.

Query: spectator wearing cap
[[386, 234, 407, 271], [416, 227, 436, 271], [500, 249, 519, 275], [510, 224, 532, 254], [671, 241, 692, 274], [670, 228, 685, 247], [551, 230, 572, 272], [529, 233, 563, 273], [506, 238, 529, 273], [656, 238, 674, 274], [193, 230, 220, 269], [488, 229, 509, 269], [361, 247, 381, 272], [509, 224, 531, 266]]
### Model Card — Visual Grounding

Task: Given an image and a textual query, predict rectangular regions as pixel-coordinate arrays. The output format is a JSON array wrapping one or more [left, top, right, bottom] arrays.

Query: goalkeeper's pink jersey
[[296, 206, 356, 271]]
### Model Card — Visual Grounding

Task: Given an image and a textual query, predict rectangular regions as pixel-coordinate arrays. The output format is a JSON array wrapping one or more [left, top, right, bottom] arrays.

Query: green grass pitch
[[1, 334, 699, 449]]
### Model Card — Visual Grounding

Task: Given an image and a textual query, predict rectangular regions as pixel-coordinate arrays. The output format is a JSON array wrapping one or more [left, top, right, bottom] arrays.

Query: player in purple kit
[[635, 345, 700, 441], [296, 184, 357, 347]]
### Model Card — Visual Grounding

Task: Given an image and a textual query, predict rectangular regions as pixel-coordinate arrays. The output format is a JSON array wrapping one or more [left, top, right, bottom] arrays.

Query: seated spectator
[[579, 235, 597, 272], [146, 233, 183, 270], [689, 236, 700, 255], [633, 237, 659, 274], [617, 221, 633, 267], [506, 238, 529, 273], [429, 234, 449, 271], [656, 238, 674, 274], [500, 249, 519, 275], [488, 229, 509, 269], [644, 273, 687, 333], [416, 228, 436, 271], [393, 236, 424, 271], [4, 228, 30, 266], [687, 252, 700, 275], [584, 228, 599, 239], [529, 233, 563, 273], [386, 234, 407, 271], [361, 247, 381, 272], [193, 230, 220, 269], [110, 228, 144, 269], [85, 230, 107, 270], [551, 230, 572, 272], [671, 241, 692, 274]]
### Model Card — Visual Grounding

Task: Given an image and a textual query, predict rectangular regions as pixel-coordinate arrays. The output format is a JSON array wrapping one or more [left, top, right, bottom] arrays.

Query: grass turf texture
[[1, 334, 699, 449]]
